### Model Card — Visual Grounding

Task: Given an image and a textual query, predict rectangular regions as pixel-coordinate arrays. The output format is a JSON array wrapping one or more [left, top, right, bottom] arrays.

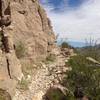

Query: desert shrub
[[44, 88, 76, 100], [15, 41, 27, 59], [45, 45, 100, 99], [21, 61, 33, 77], [44, 88, 67, 100], [18, 78, 29, 91], [63, 54, 100, 99], [81, 46, 100, 61], [61, 42, 70, 48]]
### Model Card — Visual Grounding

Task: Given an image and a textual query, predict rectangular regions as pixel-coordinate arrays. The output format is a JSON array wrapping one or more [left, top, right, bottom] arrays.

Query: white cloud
[[42, 0, 100, 43]]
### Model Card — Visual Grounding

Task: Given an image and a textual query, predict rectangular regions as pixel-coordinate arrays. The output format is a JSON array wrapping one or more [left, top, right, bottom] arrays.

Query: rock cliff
[[0, 0, 55, 98]]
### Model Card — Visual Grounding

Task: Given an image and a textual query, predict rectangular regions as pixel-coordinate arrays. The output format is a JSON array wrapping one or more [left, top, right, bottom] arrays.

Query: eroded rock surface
[[0, 0, 56, 98], [9, 0, 55, 60]]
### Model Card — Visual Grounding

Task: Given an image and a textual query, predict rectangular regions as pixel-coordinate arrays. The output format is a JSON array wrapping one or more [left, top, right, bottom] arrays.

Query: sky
[[40, 0, 100, 46]]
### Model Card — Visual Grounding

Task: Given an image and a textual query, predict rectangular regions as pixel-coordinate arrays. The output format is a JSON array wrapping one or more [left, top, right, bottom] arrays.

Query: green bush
[[61, 42, 70, 48], [63, 54, 100, 99], [44, 88, 76, 100], [18, 78, 29, 91], [44, 88, 67, 100], [21, 61, 33, 77], [45, 45, 100, 100], [15, 41, 27, 59], [78, 45, 100, 61]]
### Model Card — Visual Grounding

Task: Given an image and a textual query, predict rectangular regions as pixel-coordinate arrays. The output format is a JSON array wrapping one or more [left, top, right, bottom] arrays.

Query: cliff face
[[8, 0, 55, 60], [0, 0, 55, 97]]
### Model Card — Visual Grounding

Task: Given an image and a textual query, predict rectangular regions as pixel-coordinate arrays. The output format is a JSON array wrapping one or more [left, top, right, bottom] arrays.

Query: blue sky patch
[[68, 0, 84, 7], [48, 0, 62, 7], [40, 0, 85, 12]]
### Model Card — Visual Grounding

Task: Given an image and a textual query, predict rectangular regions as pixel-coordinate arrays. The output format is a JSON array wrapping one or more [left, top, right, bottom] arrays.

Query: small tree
[[61, 42, 70, 48]]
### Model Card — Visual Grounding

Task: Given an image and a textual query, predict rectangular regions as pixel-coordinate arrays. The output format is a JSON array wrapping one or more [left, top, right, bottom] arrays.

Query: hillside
[[0, 0, 56, 99]]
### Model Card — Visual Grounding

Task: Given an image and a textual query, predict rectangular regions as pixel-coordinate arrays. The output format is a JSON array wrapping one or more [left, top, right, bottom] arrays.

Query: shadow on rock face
[[0, 89, 11, 100], [0, 15, 11, 27]]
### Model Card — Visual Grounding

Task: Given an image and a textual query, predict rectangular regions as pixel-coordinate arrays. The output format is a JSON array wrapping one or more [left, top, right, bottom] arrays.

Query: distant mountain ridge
[[57, 39, 86, 47]]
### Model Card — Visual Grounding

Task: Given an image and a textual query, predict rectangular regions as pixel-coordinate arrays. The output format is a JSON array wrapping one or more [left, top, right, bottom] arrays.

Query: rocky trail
[[13, 48, 72, 100]]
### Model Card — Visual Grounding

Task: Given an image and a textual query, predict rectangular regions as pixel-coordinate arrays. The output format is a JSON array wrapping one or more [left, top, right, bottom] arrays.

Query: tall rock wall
[[0, 0, 56, 97], [9, 0, 55, 60]]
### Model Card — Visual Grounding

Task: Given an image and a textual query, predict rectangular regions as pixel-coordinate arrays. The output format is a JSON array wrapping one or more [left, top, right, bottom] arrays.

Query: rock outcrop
[[0, 0, 55, 98], [9, 0, 55, 60]]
